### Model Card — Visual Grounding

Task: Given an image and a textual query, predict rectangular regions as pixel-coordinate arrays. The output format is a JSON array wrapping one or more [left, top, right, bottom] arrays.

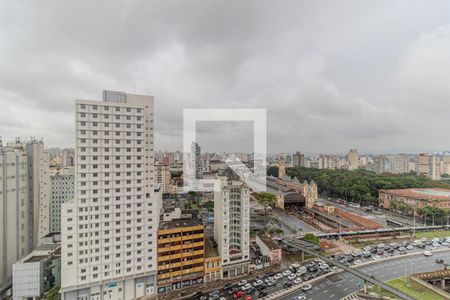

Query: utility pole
[[404, 261, 407, 283]]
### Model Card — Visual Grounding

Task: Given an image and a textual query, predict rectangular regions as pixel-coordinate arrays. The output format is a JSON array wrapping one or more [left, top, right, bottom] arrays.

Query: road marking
[[329, 294, 335, 298]]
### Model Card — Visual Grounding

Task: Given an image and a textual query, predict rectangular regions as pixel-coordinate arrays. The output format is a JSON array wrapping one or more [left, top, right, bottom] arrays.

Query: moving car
[[424, 251, 433, 257], [302, 284, 312, 291]]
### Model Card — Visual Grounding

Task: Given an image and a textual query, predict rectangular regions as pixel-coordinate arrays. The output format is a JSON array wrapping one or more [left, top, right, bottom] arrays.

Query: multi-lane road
[[281, 250, 450, 300]]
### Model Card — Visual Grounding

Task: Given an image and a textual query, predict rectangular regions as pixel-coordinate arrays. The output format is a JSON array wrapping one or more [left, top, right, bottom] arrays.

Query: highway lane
[[280, 250, 450, 300]]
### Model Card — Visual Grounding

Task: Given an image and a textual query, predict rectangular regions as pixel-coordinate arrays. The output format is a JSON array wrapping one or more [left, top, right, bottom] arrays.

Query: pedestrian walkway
[[340, 292, 363, 300]]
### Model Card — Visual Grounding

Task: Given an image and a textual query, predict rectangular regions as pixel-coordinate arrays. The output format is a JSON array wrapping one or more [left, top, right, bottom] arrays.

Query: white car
[[344, 251, 351, 256], [406, 246, 413, 250], [283, 270, 292, 277], [295, 296, 306, 300], [253, 279, 263, 287], [354, 260, 362, 265], [291, 263, 301, 269], [424, 251, 433, 257], [302, 284, 312, 291], [238, 280, 247, 286], [242, 283, 252, 291], [288, 274, 297, 280], [294, 278, 303, 284], [372, 255, 380, 260], [274, 273, 283, 280], [319, 264, 329, 269]]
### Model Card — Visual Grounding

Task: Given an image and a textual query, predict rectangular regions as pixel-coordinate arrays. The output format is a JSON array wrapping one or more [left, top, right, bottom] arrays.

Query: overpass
[[282, 238, 415, 300], [305, 224, 450, 239]]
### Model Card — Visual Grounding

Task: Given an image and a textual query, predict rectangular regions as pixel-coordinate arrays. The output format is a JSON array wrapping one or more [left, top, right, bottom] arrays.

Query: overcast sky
[[1, 1, 450, 154]]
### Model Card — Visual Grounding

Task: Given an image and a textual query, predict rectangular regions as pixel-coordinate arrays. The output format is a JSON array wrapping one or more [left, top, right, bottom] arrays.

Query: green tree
[[203, 200, 214, 211], [304, 233, 320, 244], [255, 192, 277, 217]]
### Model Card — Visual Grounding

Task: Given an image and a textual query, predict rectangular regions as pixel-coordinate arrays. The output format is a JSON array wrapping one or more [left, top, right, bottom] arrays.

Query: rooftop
[[382, 188, 450, 201], [257, 234, 281, 250], [159, 210, 203, 230], [205, 237, 219, 258]]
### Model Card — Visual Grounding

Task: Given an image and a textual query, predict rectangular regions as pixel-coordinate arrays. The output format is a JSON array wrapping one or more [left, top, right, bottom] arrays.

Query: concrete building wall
[[214, 176, 250, 278], [0, 145, 30, 287], [60, 91, 159, 299], [50, 172, 74, 233]]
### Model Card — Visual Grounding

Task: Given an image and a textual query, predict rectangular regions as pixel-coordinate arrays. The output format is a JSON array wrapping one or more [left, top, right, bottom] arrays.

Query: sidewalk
[[154, 265, 281, 300]]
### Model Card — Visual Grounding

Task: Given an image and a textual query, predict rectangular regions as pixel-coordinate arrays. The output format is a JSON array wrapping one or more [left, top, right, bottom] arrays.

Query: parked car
[[294, 277, 303, 284], [233, 290, 244, 299], [238, 280, 247, 286]]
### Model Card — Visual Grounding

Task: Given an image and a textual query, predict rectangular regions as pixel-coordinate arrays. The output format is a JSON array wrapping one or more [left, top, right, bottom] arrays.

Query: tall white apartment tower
[[0, 141, 30, 289], [60, 91, 159, 300], [25, 139, 51, 249], [214, 172, 250, 279]]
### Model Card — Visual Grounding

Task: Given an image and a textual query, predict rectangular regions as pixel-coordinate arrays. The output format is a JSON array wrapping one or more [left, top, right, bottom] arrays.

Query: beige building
[[155, 163, 170, 194], [278, 158, 286, 178], [416, 154, 440, 180], [347, 149, 359, 170]]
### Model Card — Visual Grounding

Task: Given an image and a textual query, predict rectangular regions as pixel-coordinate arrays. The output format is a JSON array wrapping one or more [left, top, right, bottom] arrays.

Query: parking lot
[[193, 236, 450, 300]]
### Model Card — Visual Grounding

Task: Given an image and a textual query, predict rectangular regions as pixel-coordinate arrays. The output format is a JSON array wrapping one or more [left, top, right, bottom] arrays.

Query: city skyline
[[2, 1, 450, 153]]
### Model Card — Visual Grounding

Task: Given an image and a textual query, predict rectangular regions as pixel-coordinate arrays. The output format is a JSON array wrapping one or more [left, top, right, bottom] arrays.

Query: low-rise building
[[12, 234, 61, 300], [379, 188, 450, 209], [255, 235, 282, 265], [204, 238, 221, 283]]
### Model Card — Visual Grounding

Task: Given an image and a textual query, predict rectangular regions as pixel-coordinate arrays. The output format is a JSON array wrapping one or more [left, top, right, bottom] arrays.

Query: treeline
[[270, 166, 450, 205]]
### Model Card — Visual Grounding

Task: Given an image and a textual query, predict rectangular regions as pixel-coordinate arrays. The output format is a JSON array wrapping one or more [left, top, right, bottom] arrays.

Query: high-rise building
[[0, 141, 30, 288], [278, 158, 286, 178], [50, 167, 75, 233], [443, 156, 450, 176], [318, 155, 336, 170], [62, 149, 75, 166], [60, 91, 159, 300], [155, 163, 170, 194], [347, 149, 359, 170], [292, 151, 305, 167], [416, 153, 440, 180], [387, 154, 409, 174], [191, 142, 203, 180], [214, 172, 250, 278], [25, 139, 51, 249]]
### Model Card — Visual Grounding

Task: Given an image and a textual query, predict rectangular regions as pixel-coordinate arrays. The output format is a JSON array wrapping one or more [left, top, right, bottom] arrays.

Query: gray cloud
[[1, 0, 450, 153]]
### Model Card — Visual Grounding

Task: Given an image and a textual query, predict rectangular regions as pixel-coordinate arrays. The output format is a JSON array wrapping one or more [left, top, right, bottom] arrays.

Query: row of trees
[[273, 166, 450, 206], [390, 200, 449, 225]]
